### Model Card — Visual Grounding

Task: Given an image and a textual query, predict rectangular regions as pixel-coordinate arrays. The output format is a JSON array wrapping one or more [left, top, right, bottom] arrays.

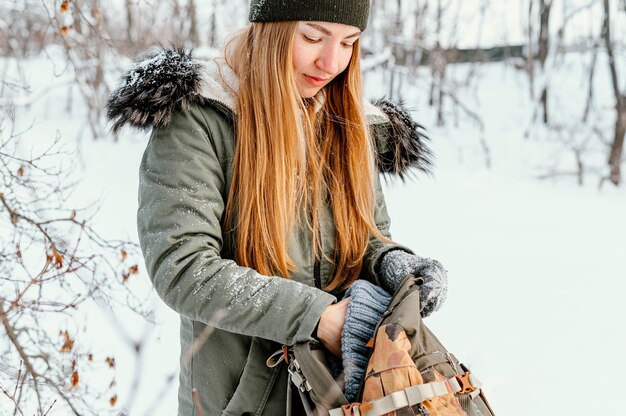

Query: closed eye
[[303, 35, 321, 43]]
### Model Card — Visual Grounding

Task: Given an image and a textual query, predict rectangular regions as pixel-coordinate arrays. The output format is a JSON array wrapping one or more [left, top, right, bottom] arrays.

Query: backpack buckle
[[340, 403, 362, 416], [455, 371, 477, 395]]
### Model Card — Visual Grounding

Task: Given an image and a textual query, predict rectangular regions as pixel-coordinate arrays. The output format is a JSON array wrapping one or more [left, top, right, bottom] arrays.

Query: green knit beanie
[[249, 0, 371, 31]]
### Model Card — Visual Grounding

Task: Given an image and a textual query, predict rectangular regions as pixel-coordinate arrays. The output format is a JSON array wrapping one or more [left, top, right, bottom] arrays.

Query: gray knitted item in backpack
[[341, 280, 391, 402]]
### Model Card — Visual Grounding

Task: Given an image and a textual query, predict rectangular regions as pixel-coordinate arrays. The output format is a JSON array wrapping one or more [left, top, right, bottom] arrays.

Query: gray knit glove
[[341, 280, 392, 403], [379, 250, 448, 317]]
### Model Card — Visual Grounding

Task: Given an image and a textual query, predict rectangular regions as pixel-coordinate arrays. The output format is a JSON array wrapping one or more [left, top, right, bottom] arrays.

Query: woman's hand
[[379, 250, 448, 317], [316, 297, 350, 357]]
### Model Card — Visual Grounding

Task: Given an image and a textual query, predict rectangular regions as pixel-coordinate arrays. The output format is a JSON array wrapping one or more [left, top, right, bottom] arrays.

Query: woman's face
[[292, 21, 361, 98]]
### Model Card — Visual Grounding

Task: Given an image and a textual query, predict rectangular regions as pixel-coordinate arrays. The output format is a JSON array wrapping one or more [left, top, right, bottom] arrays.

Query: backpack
[[267, 275, 496, 416]]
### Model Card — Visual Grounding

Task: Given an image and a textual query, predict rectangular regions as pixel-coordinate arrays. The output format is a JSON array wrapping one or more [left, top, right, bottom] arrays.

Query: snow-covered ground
[[375, 59, 626, 415], [3, 44, 626, 416]]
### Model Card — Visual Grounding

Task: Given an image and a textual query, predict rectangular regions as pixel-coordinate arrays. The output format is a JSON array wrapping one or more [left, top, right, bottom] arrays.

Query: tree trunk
[[608, 110, 626, 185], [172, 0, 183, 45], [538, 0, 552, 124], [429, 0, 446, 125], [537, 0, 551, 64], [188, 0, 200, 46], [540, 87, 548, 124], [602, 0, 626, 185], [527, 0, 535, 98], [582, 47, 598, 123], [395, 0, 402, 27], [208, 0, 217, 45], [125, 0, 134, 42]]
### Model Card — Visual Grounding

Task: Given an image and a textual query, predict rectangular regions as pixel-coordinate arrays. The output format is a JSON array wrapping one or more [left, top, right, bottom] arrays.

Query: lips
[[304, 74, 330, 87]]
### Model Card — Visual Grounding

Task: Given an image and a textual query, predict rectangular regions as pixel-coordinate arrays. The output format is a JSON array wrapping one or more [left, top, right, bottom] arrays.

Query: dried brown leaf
[[51, 246, 63, 269], [109, 395, 118, 406], [71, 371, 79, 387], [60, 331, 74, 353], [123, 264, 139, 283], [105, 357, 115, 368]]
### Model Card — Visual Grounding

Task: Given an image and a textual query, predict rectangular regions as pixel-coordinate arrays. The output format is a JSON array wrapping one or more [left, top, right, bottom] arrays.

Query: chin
[[299, 88, 320, 99], [296, 80, 322, 99]]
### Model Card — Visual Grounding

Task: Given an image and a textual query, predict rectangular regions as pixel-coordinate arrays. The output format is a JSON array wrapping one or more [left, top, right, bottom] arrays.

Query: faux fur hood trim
[[106, 47, 433, 177], [107, 47, 209, 133], [372, 98, 433, 179]]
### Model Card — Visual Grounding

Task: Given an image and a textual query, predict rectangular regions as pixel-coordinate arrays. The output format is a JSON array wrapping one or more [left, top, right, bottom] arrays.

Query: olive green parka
[[107, 48, 432, 416]]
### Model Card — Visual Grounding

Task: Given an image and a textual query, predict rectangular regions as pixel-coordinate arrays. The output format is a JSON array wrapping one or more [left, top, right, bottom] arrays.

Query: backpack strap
[[329, 381, 449, 416], [415, 351, 461, 371]]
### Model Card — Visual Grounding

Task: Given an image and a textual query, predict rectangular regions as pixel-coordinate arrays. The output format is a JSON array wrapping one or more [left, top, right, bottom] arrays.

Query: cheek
[[338, 49, 354, 73], [292, 40, 312, 74]]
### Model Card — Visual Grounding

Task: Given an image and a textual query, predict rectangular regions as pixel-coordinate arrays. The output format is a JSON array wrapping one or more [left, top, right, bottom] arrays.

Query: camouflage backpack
[[267, 275, 496, 416]]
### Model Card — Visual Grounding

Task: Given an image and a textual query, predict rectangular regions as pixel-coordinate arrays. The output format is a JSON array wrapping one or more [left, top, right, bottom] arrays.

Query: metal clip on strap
[[288, 359, 313, 392]]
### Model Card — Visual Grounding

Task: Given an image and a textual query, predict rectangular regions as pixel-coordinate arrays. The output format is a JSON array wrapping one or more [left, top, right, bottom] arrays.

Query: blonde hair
[[224, 22, 388, 292]]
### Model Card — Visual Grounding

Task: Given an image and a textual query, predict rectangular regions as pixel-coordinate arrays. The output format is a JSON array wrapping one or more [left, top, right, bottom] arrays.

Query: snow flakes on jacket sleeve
[[137, 103, 335, 345]]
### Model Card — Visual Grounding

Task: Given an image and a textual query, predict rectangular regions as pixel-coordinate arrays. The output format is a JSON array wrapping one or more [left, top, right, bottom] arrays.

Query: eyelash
[[302, 35, 355, 48]]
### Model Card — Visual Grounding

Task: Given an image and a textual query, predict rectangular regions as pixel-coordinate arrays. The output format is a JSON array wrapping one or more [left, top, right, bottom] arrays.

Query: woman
[[107, 1, 448, 414]]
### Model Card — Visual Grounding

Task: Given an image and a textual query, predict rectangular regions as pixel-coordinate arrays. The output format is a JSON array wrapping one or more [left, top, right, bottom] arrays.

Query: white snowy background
[[2, 0, 626, 415]]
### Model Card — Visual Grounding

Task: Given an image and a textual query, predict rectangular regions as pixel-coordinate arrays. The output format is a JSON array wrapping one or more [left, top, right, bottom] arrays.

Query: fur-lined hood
[[107, 47, 432, 178]]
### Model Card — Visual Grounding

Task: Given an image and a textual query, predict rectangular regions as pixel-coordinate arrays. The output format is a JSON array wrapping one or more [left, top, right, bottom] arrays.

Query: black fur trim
[[106, 47, 206, 133], [371, 98, 433, 179]]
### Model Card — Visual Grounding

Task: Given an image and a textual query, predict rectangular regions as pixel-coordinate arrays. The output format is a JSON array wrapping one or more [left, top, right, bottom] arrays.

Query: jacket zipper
[[313, 258, 321, 289], [313, 222, 322, 289], [313, 208, 322, 289]]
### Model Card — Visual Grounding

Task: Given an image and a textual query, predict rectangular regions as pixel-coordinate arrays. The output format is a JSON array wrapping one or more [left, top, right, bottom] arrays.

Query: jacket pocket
[[223, 338, 282, 415]]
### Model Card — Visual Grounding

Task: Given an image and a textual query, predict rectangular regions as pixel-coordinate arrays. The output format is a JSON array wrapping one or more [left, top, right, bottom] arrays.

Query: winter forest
[[1, 0, 625, 415]]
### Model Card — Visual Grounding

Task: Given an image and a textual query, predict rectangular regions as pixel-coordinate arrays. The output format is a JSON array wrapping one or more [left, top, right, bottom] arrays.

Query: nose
[[315, 44, 340, 76]]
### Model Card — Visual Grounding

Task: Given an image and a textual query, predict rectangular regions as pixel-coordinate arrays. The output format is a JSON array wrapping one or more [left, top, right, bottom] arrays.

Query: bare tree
[[429, 0, 447, 126], [0, 105, 147, 414], [125, 0, 135, 43], [208, 0, 218, 45], [188, 0, 200, 46], [537, 0, 553, 124], [602, 0, 626, 185], [34, 0, 114, 139], [0, 3, 157, 412], [526, 0, 554, 124]]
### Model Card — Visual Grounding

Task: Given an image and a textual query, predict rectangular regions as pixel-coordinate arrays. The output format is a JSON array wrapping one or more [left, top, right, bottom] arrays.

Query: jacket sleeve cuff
[[293, 291, 336, 344], [369, 244, 414, 286]]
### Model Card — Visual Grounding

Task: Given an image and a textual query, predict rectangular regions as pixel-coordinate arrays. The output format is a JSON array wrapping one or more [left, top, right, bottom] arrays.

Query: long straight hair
[[224, 22, 388, 291]]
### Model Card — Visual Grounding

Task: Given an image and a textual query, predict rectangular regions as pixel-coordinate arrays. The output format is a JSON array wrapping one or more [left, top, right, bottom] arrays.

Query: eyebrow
[[305, 23, 361, 39]]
